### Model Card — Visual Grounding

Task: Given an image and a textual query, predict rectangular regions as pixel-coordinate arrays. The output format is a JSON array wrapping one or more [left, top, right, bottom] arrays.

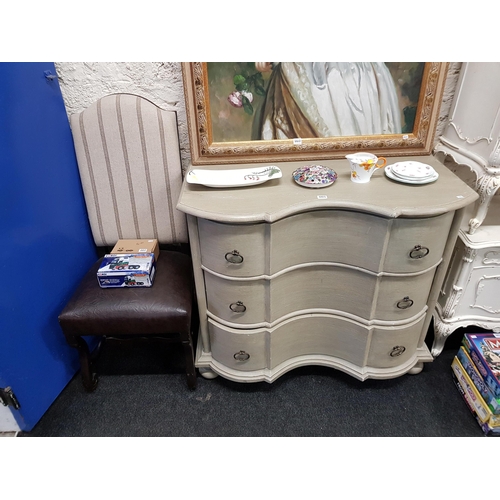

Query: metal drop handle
[[397, 296, 414, 309], [225, 250, 244, 264], [229, 301, 246, 313], [234, 351, 250, 361], [409, 245, 430, 259], [390, 346, 406, 357]]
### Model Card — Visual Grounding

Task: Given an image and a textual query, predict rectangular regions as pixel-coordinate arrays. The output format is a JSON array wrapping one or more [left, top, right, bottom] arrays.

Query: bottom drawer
[[208, 314, 426, 372], [209, 321, 267, 371]]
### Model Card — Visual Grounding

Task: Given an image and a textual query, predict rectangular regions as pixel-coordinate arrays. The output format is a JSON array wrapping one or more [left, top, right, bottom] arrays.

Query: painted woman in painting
[[254, 62, 402, 140]]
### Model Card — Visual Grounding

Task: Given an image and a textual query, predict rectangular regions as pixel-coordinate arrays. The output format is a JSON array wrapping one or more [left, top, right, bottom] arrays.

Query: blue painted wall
[[0, 63, 98, 430]]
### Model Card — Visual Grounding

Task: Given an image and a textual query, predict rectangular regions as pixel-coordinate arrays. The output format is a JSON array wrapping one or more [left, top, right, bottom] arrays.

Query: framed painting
[[182, 62, 449, 165]]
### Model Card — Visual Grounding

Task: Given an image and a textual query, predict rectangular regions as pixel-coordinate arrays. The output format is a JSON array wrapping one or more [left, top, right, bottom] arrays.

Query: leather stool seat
[[59, 250, 197, 390]]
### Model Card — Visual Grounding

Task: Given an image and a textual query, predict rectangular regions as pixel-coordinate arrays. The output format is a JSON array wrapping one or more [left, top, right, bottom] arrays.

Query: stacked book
[[451, 333, 500, 436]]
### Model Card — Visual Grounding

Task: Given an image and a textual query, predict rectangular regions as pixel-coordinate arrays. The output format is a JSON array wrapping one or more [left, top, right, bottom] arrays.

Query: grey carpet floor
[[21, 328, 488, 437]]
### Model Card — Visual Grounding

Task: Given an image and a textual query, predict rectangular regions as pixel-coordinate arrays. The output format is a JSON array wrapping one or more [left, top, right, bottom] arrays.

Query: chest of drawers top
[[177, 155, 478, 223]]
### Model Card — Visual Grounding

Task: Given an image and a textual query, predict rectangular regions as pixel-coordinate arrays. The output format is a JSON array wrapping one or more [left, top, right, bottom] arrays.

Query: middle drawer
[[204, 264, 437, 326]]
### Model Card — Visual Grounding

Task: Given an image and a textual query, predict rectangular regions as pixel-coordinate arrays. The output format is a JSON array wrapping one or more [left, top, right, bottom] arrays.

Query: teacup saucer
[[385, 165, 438, 185], [390, 161, 437, 180]]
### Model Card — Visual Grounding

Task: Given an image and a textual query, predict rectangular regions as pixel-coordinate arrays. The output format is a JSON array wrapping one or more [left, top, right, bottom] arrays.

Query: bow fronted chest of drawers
[[177, 156, 478, 383]]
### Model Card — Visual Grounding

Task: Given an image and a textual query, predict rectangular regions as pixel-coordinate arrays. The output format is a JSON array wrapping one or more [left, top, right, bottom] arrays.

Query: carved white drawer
[[439, 233, 500, 320], [204, 264, 437, 326], [198, 210, 453, 277], [466, 255, 500, 318]]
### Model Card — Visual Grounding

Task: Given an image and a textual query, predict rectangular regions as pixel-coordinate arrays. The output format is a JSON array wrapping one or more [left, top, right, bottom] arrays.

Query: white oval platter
[[186, 166, 282, 188]]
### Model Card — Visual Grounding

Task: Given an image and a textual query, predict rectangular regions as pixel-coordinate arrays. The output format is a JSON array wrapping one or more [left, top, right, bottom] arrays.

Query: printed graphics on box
[[457, 346, 500, 414], [451, 356, 500, 430], [97, 254, 155, 288], [451, 366, 500, 437], [463, 333, 500, 398]]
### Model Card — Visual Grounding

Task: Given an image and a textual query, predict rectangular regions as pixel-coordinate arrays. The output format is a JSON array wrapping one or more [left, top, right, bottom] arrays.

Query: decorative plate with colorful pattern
[[292, 165, 338, 188]]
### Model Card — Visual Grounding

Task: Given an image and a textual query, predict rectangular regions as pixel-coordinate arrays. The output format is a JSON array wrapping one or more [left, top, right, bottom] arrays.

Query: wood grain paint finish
[[203, 264, 437, 326], [198, 210, 453, 277], [207, 314, 427, 372]]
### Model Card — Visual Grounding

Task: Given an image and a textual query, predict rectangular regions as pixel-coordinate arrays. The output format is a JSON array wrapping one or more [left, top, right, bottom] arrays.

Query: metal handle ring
[[390, 346, 406, 357], [229, 301, 246, 313], [225, 250, 244, 264], [409, 245, 430, 259], [397, 296, 414, 309], [234, 351, 250, 361]]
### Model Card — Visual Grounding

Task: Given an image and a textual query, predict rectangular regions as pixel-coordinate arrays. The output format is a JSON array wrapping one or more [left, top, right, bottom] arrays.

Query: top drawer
[[197, 210, 454, 277]]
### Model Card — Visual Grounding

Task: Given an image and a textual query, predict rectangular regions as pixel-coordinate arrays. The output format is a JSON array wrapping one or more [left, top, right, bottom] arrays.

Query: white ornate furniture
[[433, 63, 500, 356], [178, 156, 477, 383]]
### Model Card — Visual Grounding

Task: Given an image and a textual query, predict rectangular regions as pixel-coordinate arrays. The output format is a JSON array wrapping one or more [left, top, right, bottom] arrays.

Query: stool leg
[[66, 335, 98, 392], [182, 337, 197, 390]]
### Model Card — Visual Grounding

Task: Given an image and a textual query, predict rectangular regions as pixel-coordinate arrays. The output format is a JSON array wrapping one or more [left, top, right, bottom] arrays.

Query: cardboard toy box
[[97, 254, 155, 288], [457, 346, 500, 414], [462, 333, 500, 398], [110, 239, 159, 262], [451, 356, 500, 429], [451, 365, 500, 437]]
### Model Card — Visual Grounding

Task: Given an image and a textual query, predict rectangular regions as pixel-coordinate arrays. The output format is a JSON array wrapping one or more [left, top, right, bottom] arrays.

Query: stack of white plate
[[385, 161, 439, 185]]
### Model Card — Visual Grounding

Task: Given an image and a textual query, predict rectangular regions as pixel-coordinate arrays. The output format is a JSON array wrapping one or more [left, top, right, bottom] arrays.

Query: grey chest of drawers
[[177, 156, 478, 383]]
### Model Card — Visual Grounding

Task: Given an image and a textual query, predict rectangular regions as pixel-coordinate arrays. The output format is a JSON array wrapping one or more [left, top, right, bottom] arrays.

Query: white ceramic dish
[[385, 165, 439, 185], [390, 161, 436, 180], [186, 166, 282, 188]]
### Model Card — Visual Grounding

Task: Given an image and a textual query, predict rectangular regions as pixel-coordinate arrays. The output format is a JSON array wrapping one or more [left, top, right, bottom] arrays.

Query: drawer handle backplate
[[225, 250, 244, 264], [409, 245, 430, 259], [234, 351, 250, 361], [397, 296, 414, 309], [229, 301, 247, 313]]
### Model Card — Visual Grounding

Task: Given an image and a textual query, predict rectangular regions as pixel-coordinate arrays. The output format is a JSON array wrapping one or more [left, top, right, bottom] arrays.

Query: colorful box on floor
[[462, 333, 500, 398], [110, 239, 159, 262], [457, 346, 500, 414], [451, 366, 500, 437], [451, 356, 500, 432], [97, 254, 155, 288]]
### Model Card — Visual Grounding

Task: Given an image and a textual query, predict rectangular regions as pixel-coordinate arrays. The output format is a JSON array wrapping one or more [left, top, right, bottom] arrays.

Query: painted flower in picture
[[228, 90, 254, 109], [227, 65, 267, 115]]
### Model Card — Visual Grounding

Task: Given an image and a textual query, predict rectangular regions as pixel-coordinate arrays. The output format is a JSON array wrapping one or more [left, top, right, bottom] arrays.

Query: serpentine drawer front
[[197, 210, 454, 277], [203, 265, 437, 326], [177, 156, 478, 383], [208, 314, 426, 374]]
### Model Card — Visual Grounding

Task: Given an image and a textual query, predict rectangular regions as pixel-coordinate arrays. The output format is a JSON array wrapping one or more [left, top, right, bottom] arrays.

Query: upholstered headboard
[[70, 93, 188, 247]]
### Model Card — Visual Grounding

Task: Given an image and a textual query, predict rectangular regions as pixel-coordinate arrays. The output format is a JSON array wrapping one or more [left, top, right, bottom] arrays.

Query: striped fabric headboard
[[70, 93, 188, 247]]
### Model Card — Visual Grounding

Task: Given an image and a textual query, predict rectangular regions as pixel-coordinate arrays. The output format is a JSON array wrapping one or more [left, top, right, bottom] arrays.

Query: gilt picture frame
[[182, 62, 449, 165]]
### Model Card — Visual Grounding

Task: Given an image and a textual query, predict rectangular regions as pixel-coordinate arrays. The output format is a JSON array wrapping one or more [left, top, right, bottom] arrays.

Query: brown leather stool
[[59, 250, 197, 391]]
